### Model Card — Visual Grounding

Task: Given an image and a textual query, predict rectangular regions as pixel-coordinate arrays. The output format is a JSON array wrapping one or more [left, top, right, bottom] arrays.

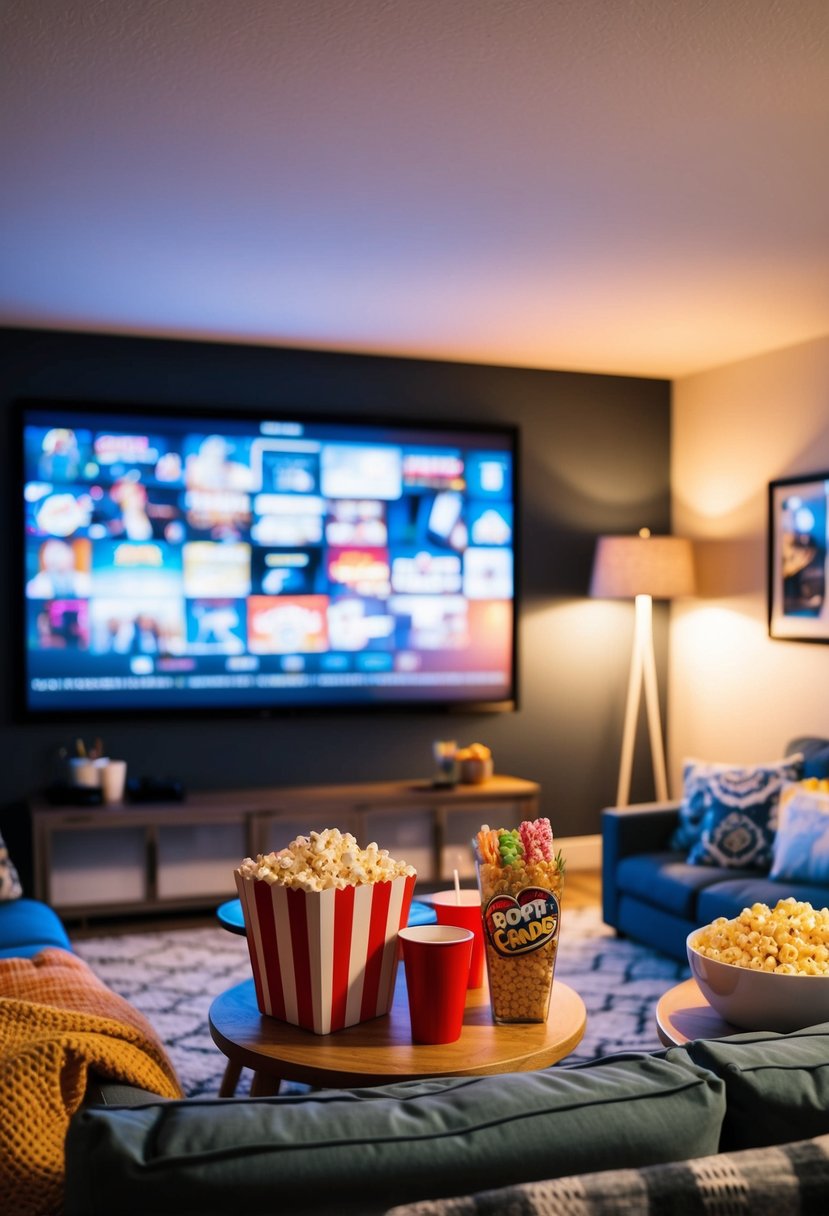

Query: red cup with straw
[[429, 871, 486, 989]]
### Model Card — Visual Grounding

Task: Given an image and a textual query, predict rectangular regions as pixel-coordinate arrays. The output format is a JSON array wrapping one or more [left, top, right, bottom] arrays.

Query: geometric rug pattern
[[72, 905, 690, 1099]]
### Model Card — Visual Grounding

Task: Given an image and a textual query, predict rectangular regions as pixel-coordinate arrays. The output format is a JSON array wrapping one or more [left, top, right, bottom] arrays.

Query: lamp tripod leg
[[616, 616, 644, 808], [616, 594, 670, 807], [639, 597, 669, 802]]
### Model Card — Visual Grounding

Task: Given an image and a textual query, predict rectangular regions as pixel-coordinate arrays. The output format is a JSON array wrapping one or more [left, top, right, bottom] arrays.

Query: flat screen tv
[[14, 399, 518, 719]]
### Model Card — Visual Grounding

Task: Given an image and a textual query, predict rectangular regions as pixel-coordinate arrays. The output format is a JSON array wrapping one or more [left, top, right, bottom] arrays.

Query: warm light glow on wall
[[669, 601, 797, 771], [671, 338, 829, 786], [675, 476, 762, 528], [673, 603, 762, 680], [673, 342, 829, 536]]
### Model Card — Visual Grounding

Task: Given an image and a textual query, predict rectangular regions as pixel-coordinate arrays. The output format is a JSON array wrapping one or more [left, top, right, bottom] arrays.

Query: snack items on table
[[236, 828, 416, 891], [235, 829, 417, 1034], [474, 817, 565, 1023]]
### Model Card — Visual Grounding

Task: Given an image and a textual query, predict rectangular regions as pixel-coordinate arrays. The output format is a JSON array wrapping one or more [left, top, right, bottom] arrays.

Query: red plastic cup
[[429, 890, 485, 989], [398, 925, 474, 1044]]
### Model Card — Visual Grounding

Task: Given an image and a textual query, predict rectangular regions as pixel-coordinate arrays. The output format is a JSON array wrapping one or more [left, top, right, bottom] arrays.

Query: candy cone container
[[235, 871, 417, 1034], [476, 856, 562, 1024]]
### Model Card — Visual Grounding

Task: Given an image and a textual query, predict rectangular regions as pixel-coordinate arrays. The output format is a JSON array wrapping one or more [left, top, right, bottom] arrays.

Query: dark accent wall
[[0, 327, 671, 844]]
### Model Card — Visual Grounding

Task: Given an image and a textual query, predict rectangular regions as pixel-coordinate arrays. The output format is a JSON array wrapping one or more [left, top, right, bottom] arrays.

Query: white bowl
[[686, 929, 829, 1033]]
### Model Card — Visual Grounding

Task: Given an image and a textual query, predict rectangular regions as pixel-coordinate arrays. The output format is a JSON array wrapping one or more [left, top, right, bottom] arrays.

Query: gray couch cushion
[[616, 852, 741, 919], [673, 1022, 829, 1151], [65, 1053, 725, 1216], [385, 1132, 829, 1215], [84, 1075, 172, 1107]]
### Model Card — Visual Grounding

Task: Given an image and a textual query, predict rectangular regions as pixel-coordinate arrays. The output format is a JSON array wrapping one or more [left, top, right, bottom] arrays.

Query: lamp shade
[[590, 533, 695, 600]]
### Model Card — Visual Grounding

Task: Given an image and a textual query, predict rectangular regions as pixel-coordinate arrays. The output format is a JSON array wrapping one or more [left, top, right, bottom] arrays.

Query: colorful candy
[[475, 819, 557, 868], [519, 817, 554, 863], [477, 828, 502, 866], [498, 828, 524, 866]]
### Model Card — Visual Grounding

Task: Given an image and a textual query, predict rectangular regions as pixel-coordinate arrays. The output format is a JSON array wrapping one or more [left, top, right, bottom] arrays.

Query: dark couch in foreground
[[602, 735, 829, 962], [64, 1022, 829, 1215]]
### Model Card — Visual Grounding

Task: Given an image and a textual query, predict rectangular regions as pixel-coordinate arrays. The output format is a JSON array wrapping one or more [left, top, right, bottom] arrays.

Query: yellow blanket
[[0, 947, 183, 1216]]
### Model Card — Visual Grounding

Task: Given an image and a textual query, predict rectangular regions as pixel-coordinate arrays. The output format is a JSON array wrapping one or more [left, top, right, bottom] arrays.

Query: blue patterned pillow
[[672, 753, 804, 858], [688, 802, 777, 869], [770, 789, 829, 882]]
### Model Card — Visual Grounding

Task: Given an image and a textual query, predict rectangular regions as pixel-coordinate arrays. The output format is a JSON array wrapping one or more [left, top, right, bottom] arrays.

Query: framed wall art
[[769, 471, 829, 642]]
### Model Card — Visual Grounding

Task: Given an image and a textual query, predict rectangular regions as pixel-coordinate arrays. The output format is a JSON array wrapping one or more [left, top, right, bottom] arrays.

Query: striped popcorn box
[[235, 870, 417, 1034]]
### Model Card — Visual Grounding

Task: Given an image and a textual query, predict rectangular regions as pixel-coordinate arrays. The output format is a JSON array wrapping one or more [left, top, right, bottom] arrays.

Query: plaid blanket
[[387, 1132, 829, 1215], [0, 948, 182, 1216]]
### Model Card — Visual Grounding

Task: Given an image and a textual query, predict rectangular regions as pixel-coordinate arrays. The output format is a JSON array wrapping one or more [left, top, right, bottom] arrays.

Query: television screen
[[14, 400, 518, 718]]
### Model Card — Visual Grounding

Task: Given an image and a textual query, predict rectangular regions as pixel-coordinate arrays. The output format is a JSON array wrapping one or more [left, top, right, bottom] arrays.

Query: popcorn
[[691, 899, 829, 975], [235, 827, 416, 892], [234, 828, 418, 1033]]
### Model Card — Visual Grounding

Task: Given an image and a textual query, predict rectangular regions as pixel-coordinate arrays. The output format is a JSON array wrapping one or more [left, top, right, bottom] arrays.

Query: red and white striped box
[[235, 871, 417, 1034]]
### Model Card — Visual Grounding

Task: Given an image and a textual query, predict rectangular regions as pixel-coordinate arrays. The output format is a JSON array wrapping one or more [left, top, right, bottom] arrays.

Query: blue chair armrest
[[601, 802, 681, 930]]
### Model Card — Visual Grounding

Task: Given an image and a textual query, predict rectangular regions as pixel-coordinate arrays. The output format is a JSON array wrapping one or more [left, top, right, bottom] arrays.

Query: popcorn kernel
[[692, 899, 829, 976]]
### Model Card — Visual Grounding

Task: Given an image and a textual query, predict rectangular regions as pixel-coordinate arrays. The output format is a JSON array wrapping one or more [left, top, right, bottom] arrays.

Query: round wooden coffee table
[[655, 977, 739, 1047], [209, 971, 587, 1096]]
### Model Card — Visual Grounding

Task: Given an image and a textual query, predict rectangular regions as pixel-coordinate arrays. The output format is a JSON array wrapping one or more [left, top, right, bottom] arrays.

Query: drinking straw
[[453, 868, 461, 904]]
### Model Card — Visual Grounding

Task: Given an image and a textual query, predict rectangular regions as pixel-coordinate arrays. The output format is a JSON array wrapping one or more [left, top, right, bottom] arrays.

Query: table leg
[[218, 1059, 243, 1098], [250, 1071, 282, 1097]]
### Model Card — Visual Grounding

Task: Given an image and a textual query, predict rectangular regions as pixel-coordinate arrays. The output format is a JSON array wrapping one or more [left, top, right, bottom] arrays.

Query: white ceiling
[[2, 0, 829, 379]]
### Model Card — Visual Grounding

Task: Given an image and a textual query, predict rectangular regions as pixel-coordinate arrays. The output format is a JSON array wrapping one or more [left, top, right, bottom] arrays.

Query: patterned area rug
[[72, 905, 690, 1099]]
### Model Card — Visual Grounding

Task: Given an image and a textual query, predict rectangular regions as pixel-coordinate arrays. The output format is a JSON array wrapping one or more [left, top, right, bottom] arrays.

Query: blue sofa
[[0, 895, 72, 958], [602, 735, 829, 962]]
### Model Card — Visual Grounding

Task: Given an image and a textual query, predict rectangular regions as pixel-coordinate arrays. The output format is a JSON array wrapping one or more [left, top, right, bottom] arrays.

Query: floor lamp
[[590, 529, 695, 808]]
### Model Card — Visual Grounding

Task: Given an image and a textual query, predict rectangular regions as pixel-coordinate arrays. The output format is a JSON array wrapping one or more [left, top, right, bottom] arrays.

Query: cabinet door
[[156, 822, 247, 899], [50, 827, 147, 907], [359, 810, 435, 881]]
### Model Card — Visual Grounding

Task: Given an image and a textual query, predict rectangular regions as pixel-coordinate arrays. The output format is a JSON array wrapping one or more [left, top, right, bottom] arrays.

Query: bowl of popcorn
[[234, 828, 416, 1035], [687, 898, 829, 1032]]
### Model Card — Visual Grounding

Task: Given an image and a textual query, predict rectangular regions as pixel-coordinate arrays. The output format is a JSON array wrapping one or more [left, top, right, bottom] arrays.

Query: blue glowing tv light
[[14, 400, 519, 719]]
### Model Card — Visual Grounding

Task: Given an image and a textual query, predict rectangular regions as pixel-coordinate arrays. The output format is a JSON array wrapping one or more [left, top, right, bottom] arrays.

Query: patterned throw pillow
[[671, 753, 804, 864], [687, 802, 777, 870], [0, 830, 23, 901], [778, 775, 829, 812], [770, 785, 829, 883]]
